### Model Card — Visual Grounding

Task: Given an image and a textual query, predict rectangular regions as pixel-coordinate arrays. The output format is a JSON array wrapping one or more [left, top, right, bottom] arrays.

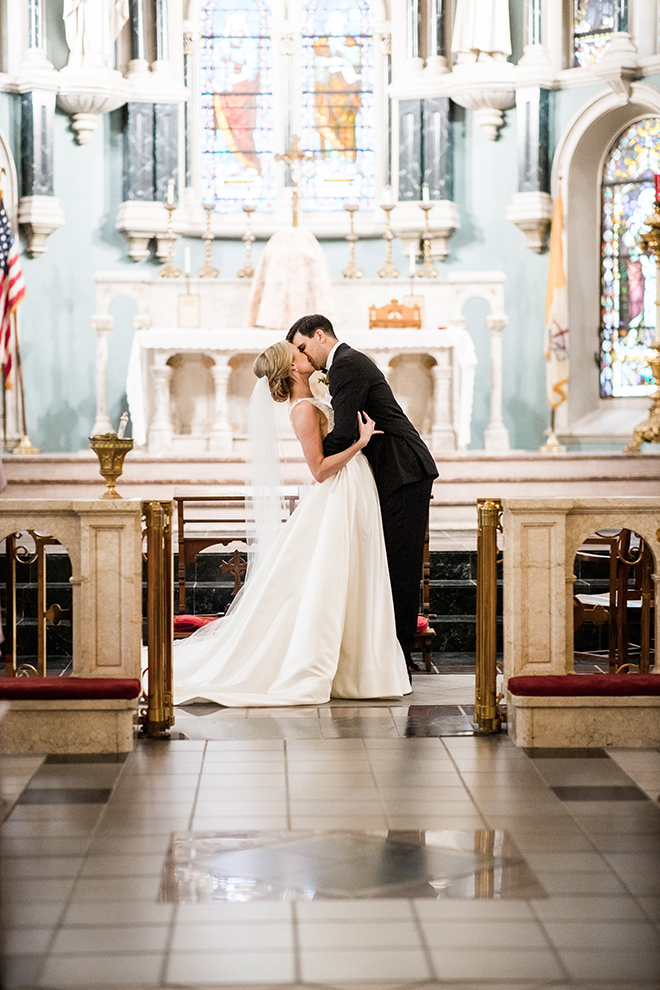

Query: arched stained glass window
[[200, 0, 274, 212], [300, 0, 375, 211], [573, 0, 614, 68], [600, 118, 660, 397]]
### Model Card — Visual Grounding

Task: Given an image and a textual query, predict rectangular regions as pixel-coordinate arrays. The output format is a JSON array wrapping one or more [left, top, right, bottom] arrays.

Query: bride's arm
[[291, 402, 379, 483]]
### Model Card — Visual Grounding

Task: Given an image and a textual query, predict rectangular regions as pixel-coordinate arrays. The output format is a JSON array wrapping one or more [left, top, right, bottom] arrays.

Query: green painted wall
[[9, 71, 650, 454]]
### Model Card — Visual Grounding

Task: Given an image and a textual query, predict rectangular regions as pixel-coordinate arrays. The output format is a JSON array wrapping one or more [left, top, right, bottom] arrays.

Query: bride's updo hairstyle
[[253, 340, 293, 403]]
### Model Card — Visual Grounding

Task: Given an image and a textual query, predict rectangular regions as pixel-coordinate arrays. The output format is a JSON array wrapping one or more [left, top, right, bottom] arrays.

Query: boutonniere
[[317, 375, 329, 387]]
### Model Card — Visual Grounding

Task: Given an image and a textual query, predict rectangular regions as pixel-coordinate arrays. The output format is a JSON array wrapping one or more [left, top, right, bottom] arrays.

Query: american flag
[[0, 194, 26, 388]]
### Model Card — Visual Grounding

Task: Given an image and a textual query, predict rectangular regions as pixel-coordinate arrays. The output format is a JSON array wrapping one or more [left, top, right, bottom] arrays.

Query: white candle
[[184, 245, 191, 275], [167, 178, 175, 205], [383, 185, 393, 208], [409, 244, 416, 277], [422, 182, 430, 203]]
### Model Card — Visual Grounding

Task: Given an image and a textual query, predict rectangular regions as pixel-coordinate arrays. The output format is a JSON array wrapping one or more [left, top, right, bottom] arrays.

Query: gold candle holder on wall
[[160, 202, 181, 278], [198, 202, 219, 278], [89, 434, 134, 499], [342, 203, 363, 279], [237, 203, 256, 278]]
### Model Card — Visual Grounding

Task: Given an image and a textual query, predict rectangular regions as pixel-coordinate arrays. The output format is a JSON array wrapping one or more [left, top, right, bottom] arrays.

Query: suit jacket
[[323, 343, 438, 499]]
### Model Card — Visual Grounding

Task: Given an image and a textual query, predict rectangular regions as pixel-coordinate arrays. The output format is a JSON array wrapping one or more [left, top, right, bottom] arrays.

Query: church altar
[[92, 270, 511, 456]]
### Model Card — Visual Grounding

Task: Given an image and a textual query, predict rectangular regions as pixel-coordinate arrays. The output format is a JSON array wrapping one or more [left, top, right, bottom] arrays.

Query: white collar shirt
[[325, 341, 341, 373]]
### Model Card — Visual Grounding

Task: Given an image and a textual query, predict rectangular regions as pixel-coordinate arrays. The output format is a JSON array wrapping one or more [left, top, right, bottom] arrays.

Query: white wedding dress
[[173, 397, 411, 707]]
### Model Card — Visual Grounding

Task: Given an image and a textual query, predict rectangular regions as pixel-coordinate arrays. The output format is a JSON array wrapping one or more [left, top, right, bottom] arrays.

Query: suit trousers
[[379, 476, 434, 660]]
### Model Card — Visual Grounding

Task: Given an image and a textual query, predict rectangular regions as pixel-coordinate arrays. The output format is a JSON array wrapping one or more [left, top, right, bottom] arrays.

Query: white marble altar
[[92, 270, 510, 455]]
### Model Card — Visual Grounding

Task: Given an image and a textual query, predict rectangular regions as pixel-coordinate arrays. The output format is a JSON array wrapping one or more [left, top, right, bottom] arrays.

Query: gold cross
[[274, 136, 313, 227]]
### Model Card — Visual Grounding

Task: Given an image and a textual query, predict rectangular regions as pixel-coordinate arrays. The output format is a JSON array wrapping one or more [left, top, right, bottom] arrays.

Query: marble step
[[4, 450, 660, 532]]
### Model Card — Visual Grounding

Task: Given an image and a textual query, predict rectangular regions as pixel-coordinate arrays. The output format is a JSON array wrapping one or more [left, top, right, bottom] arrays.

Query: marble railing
[[0, 501, 143, 681], [503, 497, 660, 681]]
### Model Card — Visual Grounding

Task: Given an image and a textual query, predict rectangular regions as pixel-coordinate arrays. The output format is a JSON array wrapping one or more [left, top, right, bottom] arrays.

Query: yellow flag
[[544, 194, 569, 409]]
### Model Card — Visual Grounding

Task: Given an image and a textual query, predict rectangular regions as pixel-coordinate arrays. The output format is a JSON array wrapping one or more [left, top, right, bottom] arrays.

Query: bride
[[172, 340, 411, 707]]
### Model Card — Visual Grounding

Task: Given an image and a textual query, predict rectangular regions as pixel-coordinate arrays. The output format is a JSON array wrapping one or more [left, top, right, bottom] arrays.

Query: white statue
[[452, 0, 512, 61], [63, 0, 129, 70]]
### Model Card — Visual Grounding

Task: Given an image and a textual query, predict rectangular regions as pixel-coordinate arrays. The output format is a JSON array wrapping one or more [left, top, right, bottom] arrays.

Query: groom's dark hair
[[286, 314, 337, 342]]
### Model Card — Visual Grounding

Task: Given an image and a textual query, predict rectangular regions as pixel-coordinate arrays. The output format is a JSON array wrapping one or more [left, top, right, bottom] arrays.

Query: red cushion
[[508, 674, 660, 698], [416, 616, 429, 634], [173, 615, 217, 632], [0, 677, 142, 701]]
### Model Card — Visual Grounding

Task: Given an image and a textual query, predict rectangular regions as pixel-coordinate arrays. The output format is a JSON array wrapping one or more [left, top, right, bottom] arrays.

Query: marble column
[[17, 0, 64, 258], [28, 0, 44, 50], [398, 100, 422, 201], [516, 87, 549, 195], [431, 352, 457, 450], [128, 0, 148, 69], [483, 314, 510, 452], [148, 362, 174, 453], [20, 90, 55, 199], [91, 315, 115, 436], [123, 103, 155, 200], [423, 98, 453, 201], [210, 360, 233, 452], [408, 0, 420, 58], [154, 104, 178, 202], [155, 0, 169, 61]]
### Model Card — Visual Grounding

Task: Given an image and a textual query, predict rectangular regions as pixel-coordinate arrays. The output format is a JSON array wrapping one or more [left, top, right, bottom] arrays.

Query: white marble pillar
[[91, 315, 114, 436], [431, 351, 457, 450], [148, 361, 174, 453], [483, 313, 510, 451], [210, 358, 233, 452]]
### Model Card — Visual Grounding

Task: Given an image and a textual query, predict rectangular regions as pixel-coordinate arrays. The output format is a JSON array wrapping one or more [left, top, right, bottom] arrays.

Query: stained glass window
[[573, 0, 614, 68], [300, 0, 375, 212], [600, 118, 660, 398], [200, 0, 275, 212]]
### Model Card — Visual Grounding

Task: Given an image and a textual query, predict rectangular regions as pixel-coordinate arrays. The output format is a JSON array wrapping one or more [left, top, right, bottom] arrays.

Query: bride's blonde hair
[[253, 340, 293, 403]]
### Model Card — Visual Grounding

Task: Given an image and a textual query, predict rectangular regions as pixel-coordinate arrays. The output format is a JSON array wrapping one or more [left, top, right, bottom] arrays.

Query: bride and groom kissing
[[172, 314, 438, 707]]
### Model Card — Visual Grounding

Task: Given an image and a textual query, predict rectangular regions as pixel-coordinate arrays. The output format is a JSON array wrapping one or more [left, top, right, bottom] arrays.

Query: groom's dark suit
[[323, 343, 438, 659]]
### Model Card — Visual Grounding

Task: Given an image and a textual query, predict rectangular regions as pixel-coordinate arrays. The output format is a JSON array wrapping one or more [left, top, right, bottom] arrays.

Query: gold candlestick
[[342, 203, 363, 279], [237, 203, 256, 278], [159, 202, 181, 278], [625, 197, 660, 452], [377, 204, 399, 278], [198, 202, 219, 277], [416, 203, 438, 278], [89, 434, 134, 499]]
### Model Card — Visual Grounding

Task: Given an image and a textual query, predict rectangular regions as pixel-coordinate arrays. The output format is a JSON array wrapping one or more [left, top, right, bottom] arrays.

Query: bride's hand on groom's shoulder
[[357, 412, 383, 449]]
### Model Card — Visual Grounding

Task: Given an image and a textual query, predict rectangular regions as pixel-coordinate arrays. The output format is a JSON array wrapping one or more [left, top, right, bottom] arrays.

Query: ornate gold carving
[[369, 298, 422, 329]]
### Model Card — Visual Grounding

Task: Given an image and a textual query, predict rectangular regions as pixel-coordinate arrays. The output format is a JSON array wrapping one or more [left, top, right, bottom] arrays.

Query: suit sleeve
[[322, 363, 370, 456]]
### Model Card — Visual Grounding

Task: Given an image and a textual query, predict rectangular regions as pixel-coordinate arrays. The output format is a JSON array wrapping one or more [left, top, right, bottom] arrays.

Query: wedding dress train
[[173, 401, 410, 706]]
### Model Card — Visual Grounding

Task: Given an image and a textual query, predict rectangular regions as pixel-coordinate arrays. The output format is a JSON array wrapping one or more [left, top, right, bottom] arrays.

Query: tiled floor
[[2, 675, 660, 989]]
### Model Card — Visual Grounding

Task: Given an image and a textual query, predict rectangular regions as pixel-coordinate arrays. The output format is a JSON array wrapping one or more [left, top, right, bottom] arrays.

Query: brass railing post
[[4, 534, 17, 677], [475, 498, 502, 734], [143, 500, 174, 738]]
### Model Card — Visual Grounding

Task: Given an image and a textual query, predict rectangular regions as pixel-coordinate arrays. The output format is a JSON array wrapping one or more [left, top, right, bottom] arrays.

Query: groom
[[287, 315, 438, 676]]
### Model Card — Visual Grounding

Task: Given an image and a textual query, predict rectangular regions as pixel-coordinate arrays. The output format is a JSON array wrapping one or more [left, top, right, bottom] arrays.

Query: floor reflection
[[159, 828, 546, 903]]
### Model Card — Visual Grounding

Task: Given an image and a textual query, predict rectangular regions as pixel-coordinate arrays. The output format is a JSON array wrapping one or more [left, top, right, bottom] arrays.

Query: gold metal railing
[[141, 500, 174, 738], [2, 532, 71, 678], [474, 498, 503, 734]]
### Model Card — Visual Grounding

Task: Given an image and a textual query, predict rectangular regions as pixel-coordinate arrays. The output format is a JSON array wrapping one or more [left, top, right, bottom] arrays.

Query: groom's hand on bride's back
[[356, 411, 383, 450]]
